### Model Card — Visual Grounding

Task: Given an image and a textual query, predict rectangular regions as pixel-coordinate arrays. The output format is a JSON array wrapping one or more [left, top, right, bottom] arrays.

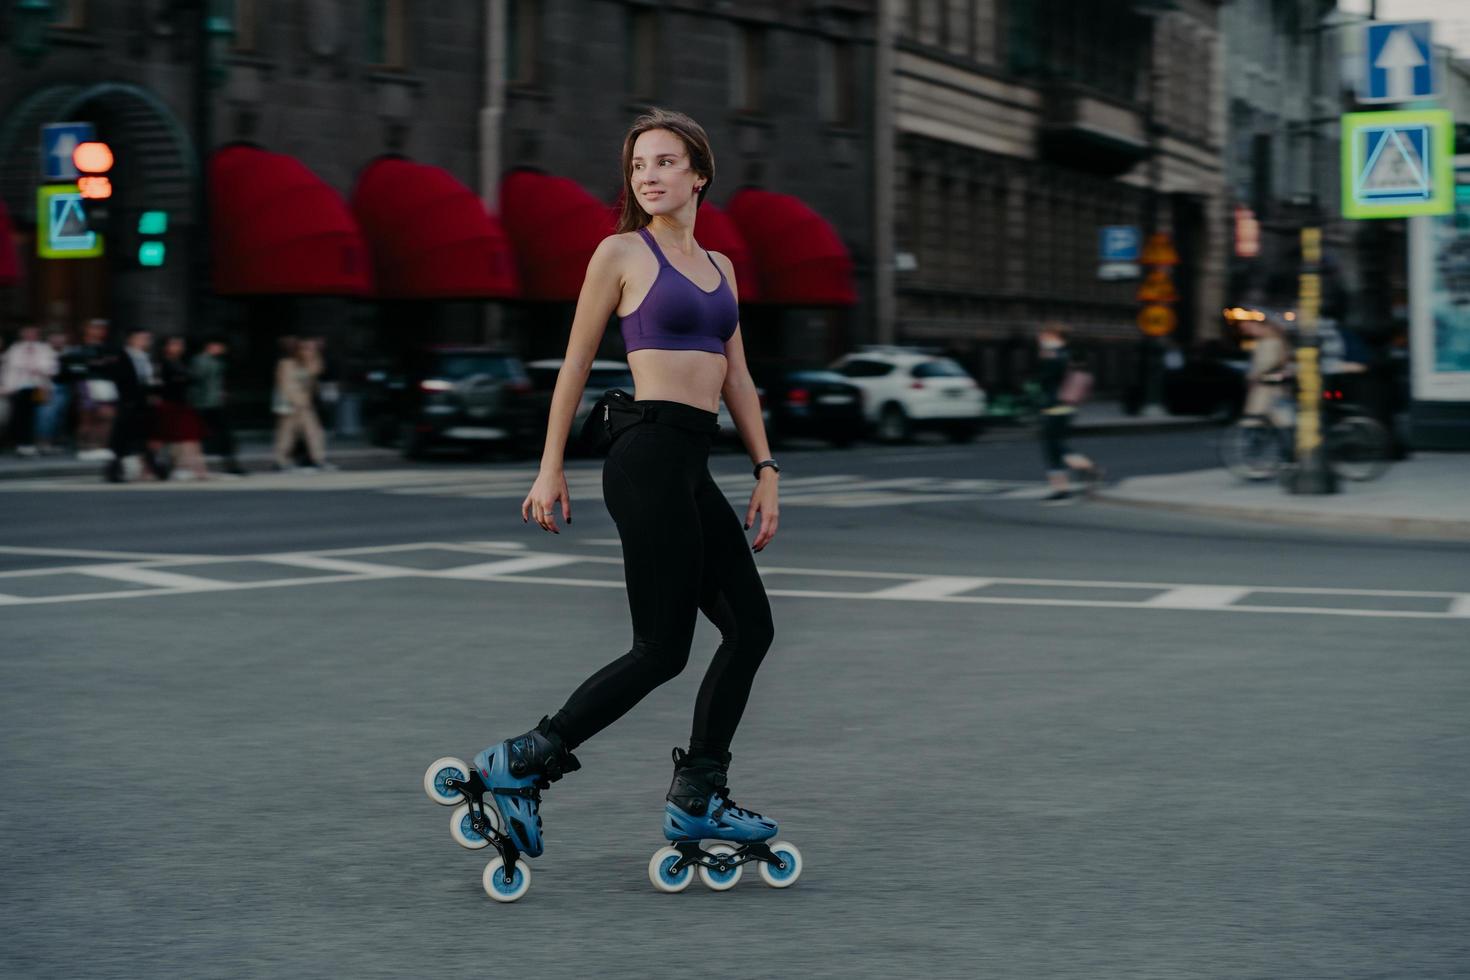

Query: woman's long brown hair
[[615, 108, 715, 235]]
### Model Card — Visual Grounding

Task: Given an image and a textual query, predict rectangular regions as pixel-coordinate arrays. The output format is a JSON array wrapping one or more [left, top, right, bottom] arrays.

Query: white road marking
[[436, 555, 584, 579], [258, 555, 417, 577], [1144, 586, 1253, 610], [0, 542, 1464, 620], [75, 565, 235, 591], [868, 576, 993, 599]]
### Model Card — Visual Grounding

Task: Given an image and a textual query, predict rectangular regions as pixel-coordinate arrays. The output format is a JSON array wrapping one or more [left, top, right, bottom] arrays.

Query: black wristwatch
[[753, 459, 780, 480]]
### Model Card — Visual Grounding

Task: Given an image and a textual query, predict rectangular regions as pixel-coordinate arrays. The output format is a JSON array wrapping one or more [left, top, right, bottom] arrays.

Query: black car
[[765, 370, 865, 448], [364, 347, 537, 458]]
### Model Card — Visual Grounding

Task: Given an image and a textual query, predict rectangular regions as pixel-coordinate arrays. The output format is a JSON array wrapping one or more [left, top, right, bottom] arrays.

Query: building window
[[49, 0, 85, 28], [627, 7, 659, 101], [1006, 0, 1146, 104], [822, 38, 857, 127], [730, 24, 766, 113], [507, 0, 542, 86], [232, 0, 259, 53], [367, 0, 408, 69]]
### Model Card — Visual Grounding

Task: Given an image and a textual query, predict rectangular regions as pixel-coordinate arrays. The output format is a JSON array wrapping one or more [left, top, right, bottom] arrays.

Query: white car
[[829, 348, 987, 443]]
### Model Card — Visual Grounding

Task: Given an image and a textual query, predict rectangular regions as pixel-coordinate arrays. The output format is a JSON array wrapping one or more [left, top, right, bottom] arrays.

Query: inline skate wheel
[[698, 843, 742, 891], [423, 756, 469, 806], [482, 855, 532, 903], [758, 841, 802, 888], [648, 846, 694, 893], [450, 803, 494, 850]]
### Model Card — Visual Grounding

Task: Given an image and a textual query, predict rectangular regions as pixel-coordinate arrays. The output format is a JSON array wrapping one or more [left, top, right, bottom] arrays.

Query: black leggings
[[550, 402, 775, 757]]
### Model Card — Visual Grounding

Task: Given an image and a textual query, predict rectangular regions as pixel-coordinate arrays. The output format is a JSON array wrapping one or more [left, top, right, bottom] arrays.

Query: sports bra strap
[[637, 227, 670, 268]]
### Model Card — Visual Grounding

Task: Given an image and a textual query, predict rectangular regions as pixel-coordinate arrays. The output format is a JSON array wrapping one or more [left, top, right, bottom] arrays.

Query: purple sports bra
[[619, 227, 739, 356]]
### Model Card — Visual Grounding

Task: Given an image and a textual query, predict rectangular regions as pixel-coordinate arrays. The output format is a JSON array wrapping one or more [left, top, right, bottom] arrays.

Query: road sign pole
[[1285, 228, 1337, 495]]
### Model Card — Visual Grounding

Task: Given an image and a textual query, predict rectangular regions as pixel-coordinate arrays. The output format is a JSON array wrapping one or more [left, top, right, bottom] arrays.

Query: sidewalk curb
[[1095, 491, 1470, 542]]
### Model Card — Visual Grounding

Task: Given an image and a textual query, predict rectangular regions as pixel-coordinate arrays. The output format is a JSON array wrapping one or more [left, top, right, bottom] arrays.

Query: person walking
[[154, 337, 209, 480], [34, 329, 73, 454], [191, 336, 245, 475], [1035, 322, 1101, 504], [106, 328, 164, 483], [271, 336, 331, 471], [1, 326, 59, 457], [68, 319, 120, 460], [424, 109, 795, 902]]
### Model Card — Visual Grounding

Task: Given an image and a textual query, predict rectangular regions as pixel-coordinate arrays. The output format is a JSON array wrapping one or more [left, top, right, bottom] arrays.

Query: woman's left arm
[[715, 253, 779, 553]]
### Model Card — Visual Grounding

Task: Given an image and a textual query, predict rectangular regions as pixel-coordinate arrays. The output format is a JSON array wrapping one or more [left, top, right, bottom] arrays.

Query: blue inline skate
[[648, 748, 802, 893], [422, 717, 580, 903]]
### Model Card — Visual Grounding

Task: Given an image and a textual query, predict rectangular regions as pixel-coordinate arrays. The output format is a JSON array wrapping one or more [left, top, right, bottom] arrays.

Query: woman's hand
[[745, 474, 779, 553], [522, 468, 571, 534]]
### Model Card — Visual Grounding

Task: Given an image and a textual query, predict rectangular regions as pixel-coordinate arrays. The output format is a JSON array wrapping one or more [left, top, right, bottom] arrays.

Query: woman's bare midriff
[[627, 348, 728, 413]]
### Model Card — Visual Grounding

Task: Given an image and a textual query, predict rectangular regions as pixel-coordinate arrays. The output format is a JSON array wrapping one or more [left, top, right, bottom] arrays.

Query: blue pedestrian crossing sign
[[1362, 21, 1436, 103], [1342, 110, 1454, 219], [39, 121, 95, 181], [37, 185, 104, 259]]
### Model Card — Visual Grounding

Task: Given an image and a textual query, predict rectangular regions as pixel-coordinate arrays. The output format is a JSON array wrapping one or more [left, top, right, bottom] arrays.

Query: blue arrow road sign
[[1363, 21, 1436, 103], [1099, 226, 1141, 262], [40, 122, 95, 181]]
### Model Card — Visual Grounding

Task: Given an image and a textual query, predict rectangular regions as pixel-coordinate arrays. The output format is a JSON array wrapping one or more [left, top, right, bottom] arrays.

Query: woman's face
[[165, 337, 184, 358], [629, 128, 703, 218]]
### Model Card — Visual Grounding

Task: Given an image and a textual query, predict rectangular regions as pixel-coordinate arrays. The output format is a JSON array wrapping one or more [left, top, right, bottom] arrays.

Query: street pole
[[1285, 226, 1337, 493]]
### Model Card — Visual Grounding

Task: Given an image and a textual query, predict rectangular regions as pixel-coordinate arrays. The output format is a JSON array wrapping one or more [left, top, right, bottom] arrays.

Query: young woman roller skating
[[424, 109, 800, 902]]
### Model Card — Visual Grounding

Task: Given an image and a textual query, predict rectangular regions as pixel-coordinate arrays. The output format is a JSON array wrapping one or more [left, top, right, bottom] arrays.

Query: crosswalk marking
[[0, 542, 1466, 620], [437, 555, 584, 579], [868, 576, 994, 599], [1144, 586, 1253, 609]]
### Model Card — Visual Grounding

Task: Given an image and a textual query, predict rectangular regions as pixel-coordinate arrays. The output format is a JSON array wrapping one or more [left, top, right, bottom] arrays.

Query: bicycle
[[1219, 387, 1392, 483]]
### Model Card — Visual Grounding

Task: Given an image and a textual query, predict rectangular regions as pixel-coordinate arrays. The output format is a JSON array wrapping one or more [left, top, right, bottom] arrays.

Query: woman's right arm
[[523, 236, 626, 532]]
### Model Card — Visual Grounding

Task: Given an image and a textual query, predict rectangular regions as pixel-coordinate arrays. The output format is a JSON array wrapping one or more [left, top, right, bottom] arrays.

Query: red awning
[[351, 157, 519, 299], [0, 197, 19, 286], [210, 145, 371, 296], [725, 189, 856, 306], [500, 170, 615, 301], [693, 203, 759, 302]]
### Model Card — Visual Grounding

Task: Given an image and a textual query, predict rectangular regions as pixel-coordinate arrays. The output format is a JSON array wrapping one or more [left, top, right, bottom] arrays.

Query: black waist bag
[[579, 388, 640, 455]]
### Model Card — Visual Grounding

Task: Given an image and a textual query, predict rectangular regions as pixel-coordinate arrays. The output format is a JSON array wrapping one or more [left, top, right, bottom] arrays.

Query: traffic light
[[73, 141, 113, 200], [137, 211, 167, 267]]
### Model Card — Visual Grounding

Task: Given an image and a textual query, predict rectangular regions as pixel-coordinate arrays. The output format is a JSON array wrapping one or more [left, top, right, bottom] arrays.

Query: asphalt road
[[2, 431, 1467, 979]]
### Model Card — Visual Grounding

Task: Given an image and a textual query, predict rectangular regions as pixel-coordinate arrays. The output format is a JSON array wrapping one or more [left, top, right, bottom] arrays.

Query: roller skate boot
[[422, 716, 580, 903], [647, 748, 802, 893]]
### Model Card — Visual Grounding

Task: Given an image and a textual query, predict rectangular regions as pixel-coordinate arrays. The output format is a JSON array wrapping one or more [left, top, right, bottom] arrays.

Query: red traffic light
[[73, 141, 113, 174]]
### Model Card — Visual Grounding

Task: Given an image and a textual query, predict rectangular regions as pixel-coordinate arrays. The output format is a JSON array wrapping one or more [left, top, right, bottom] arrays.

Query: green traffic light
[[138, 242, 166, 267], [138, 211, 168, 235]]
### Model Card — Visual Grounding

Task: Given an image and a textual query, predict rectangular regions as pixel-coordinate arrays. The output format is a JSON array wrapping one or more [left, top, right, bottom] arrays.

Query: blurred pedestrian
[[34, 329, 72, 454], [191, 335, 245, 475], [155, 336, 209, 481], [1035, 322, 1101, 504], [272, 336, 332, 471], [68, 319, 120, 460], [1242, 317, 1289, 422], [1, 325, 58, 457], [106, 328, 165, 483]]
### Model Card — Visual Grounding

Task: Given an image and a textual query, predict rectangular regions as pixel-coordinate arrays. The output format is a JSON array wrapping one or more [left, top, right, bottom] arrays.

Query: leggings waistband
[[612, 398, 719, 437]]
